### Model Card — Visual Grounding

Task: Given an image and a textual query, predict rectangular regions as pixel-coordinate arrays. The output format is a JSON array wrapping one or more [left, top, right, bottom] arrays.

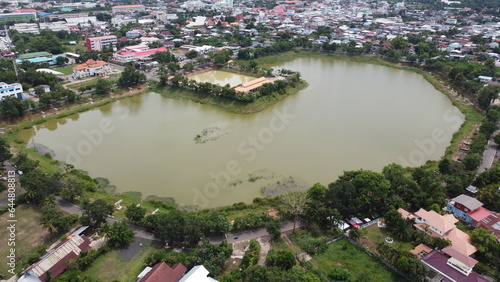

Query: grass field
[[310, 238, 406, 282], [53, 66, 75, 75], [0, 205, 59, 279], [84, 238, 156, 281], [360, 224, 413, 253]]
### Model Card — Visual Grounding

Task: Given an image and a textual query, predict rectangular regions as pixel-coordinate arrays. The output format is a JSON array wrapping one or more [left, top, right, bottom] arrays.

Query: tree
[[96, 222, 112, 240], [125, 204, 146, 223], [55, 56, 68, 66], [477, 185, 500, 213], [266, 219, 281, 240], [185, 50, 198, 59], [479, 121, 498, 138], [94, 78, 112, 95], [154, 209, 187, 244], [107, 220, 134, 248], [265, 250, 296, 270], [0, 137, 12, 163], [117, 65, 146, 88], [79, 199, 114, 229], [280, 191, 308, 233], [494, 133, 500, 145], [463, 153, 482, 171], [0, 96, 29, 118], [470, 228, 500, 253], [202, 211, 230, 235]]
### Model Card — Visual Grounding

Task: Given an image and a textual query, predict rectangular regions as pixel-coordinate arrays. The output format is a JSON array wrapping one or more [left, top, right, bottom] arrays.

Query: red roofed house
[[18, 235, 91, 282], [137, 262, 187, 282], [398, 208, 478, 276], [447, 194, 500, 240], [72, 59, 112, 79], [113, 47, 168, 63], [11, 8, 37, 19]]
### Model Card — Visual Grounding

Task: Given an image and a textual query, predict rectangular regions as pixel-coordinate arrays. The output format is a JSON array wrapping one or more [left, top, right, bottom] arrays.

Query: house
[[447, 194, 485, 223], [447, 194, 500, 240], [398, 208, 478, 276], [0, 82, 23, 100], [18, 235, 91, 282], [234, 77, 272, 93], [179, 265, 217, 282], [137, 262, 187, 282], [421, 251, 489, 282], [72, 59, 112, 79]]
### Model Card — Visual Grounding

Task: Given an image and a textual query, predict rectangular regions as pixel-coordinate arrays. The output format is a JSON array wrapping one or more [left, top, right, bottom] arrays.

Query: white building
[[11, 23, 39, 34], [72, 59, 112, 79], [0, 82, 23, 100], [179, 265, 218, 282], [113, 47, 168, 63], [86, 35, 117, 51]]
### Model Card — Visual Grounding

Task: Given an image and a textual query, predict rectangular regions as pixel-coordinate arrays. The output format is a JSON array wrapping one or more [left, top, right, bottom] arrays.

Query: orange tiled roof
[[73, 59, 108, 71]]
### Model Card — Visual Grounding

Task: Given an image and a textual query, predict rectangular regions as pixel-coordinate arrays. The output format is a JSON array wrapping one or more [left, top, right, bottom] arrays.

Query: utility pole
[[4, 25, 19, 82]]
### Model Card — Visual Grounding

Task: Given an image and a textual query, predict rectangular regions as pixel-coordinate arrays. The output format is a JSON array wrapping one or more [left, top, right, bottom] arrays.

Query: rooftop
[[451, 195, 483, 211]]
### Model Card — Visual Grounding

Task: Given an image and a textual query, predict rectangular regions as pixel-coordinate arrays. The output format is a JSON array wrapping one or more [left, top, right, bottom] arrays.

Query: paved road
[[56, 197, 307, 243], [477, 129, 500, 173]]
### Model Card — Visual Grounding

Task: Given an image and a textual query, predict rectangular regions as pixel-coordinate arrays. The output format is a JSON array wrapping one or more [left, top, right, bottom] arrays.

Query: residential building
[[0, 82, 23, 100], [0, 13, 36, 24], [72, 59, 112, 79], [112, 5, 145, 14], [234, 77, 272, 93], [137, 262, 187, 282], [447, 194, 485, 223], [18, 235, 91, 282], [447, 194, 500, 240], [421, 251, 489, 282], [86, 35, 117, 51], [399, 208, 479, 276], [179, 265, 218, 282], [113, 47, 168, 63]]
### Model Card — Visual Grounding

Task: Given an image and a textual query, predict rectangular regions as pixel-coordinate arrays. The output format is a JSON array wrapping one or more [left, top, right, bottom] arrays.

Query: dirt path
[[257, 237, 271, 265]]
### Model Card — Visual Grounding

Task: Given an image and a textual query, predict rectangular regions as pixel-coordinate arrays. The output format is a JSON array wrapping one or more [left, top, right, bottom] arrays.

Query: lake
[[18, 57, 464, 208]]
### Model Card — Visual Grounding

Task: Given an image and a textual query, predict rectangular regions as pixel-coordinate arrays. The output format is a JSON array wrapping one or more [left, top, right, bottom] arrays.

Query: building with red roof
[[18, 235, 91, 282], [137, 262, 187, 282], [113, 47, 168, 63], [72, 59, 112, 79]]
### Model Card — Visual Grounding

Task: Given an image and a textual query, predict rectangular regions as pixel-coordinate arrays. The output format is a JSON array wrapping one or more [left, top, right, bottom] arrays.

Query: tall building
[[86, 35, 117, 51]]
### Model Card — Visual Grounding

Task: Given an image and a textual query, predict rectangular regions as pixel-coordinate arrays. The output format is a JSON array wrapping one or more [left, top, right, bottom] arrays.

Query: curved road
[[56, 197, 306, 243]]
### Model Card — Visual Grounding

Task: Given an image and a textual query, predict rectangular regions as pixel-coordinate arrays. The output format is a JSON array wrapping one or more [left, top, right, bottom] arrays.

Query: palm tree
[[40, 217, 57, 233], [42, 195, 56, 208], [97, 223, 112, 240]]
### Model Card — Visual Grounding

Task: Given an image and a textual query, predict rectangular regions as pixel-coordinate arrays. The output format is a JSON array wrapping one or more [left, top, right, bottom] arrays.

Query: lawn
[[0, 205, 59, 279], [66, 74, 120, 90], [360, 224, 413, 254], [53, 66, 75, 75], [310, 239, 406, 282], [84, 238, 157, 281]]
